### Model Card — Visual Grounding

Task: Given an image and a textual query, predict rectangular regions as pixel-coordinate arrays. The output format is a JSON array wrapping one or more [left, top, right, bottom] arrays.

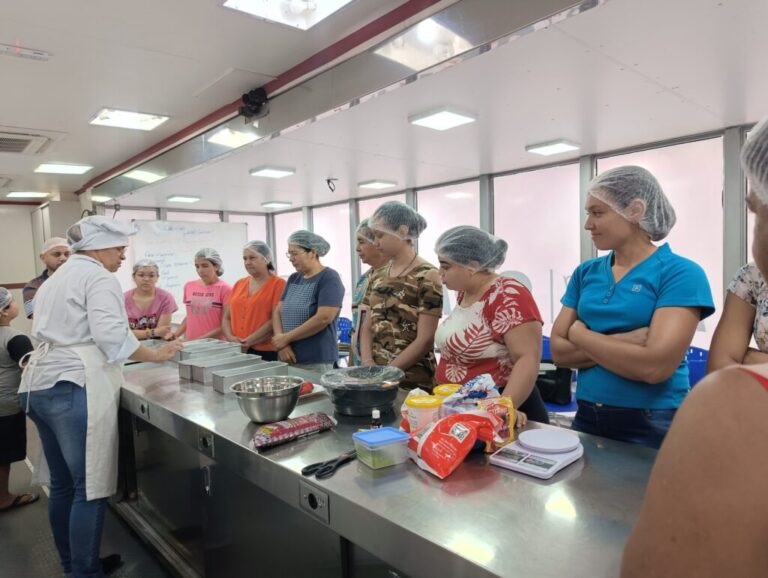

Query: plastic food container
[[433, 384, 461, 399], [352, 427, 410, 469], [405, 395, 442, 432]]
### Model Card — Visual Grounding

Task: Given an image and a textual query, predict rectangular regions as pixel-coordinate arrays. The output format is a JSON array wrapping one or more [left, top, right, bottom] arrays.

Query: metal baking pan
[[177, 350, 244, 380], [173, 341, 241, 362], [211, 361, 287, 394], [195, 355, 264, 385]]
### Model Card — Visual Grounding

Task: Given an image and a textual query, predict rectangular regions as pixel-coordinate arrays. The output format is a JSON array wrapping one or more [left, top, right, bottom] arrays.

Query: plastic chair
[[686, 346, 708, 388], [541, 336, 552, 362], [336, 317, 353, 345]]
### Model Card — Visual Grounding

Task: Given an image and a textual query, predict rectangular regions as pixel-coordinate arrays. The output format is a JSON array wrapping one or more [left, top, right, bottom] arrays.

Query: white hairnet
[[742, 116, 768, 205], [195, 248, 224, 275], [133, 259, 159, 275], [435, 226, 507, 272], [356, 218, 376, 243], [370, 201, 427, 240], [287, 230, 330, 256], [0, 287, 11, 310], [244, 240, 275, 270], [68, 216, 138, 251], [41, 237, 69, 255], [588, 166, 676, 241]]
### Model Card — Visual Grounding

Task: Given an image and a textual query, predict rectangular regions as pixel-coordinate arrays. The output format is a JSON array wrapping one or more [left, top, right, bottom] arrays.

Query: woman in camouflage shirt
[[360, 201, 443, 390]]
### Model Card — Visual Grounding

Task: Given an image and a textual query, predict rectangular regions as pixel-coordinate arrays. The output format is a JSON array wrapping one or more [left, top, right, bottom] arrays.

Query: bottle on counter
[[370, 409, 382, 429]]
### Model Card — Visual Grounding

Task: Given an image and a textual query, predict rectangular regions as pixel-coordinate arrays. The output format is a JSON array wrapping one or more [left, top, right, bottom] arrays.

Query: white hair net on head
[[195, 248, 224, 275], [742, 116, 768, 205], [133, 259, 159, 275], [287, 230, 331, 256], [67, 215, 138, 251], [587, 165, 676, 242], [370, 201, 427, 240], [41, 237, 69, 255], [356, 218, 376, 243], [244, 240, 275, 269], [435, 226, 508, 272], [0, 287, 11, 311]]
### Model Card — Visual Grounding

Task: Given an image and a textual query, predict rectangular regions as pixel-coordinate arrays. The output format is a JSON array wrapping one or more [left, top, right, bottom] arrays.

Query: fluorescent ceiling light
[[261, 201, 293, 209], [6, 191, 49, 198], [208, 127, 259, 148], [525, 140, 581, 156], [375, 18, 472, 71], [250, 166, 295, 179], [35, 163, 92, 175], [222, 0, 355, 30], [445, 191, 472, 199], [90, 195, 112, 203], [123, 169, 164, 184], [358, 180, 397, 190], [90, 108, 169, 131], [409, 108, 476, 131], [167, 195, 200, 203]]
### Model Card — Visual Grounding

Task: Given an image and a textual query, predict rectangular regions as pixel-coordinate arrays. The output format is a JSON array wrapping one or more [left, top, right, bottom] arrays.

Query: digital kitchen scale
[[489, 429, 583, 480]]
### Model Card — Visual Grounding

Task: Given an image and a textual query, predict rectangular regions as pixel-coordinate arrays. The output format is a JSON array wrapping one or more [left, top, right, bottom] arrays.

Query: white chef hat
[[67, 216, 137, 251], [40, 237, 70, 255]]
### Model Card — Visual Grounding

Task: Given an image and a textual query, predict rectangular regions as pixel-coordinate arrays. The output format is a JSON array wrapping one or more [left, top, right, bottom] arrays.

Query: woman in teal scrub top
[[551, 166, 714, 449]]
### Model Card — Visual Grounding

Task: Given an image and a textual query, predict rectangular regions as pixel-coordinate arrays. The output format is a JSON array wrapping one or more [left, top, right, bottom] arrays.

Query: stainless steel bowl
[[230, 376, 304, 423]]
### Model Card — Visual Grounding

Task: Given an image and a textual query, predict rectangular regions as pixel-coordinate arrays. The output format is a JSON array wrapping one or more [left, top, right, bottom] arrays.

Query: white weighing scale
[[489, 429, 583, 480]]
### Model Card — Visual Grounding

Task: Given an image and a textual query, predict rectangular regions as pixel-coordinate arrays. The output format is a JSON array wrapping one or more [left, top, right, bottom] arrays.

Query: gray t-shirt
[[0, 326, 33, 416]]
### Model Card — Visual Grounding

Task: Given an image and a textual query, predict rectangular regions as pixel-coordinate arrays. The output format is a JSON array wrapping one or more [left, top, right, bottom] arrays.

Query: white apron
[[21, 342, 124, 501]]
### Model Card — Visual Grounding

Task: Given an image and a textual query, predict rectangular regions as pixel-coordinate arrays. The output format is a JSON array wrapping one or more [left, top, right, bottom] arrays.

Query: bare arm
[[272, 306, 340, 349], [360, 310, 374, 365], [243, 318, 275, 349], [500, 321, 543, 408], [569, 307, 700, 383], [173, 318, 187, 340], [621, 369, 768, 577], [707, 293, 758, 371], [221, 305, 239, 343], [390, 313, 440, 372], [551, 306, 597, 369], [128, 340, 183, 363]]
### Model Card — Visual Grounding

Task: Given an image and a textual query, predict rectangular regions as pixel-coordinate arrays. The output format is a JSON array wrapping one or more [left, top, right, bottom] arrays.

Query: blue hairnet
[[743, 117, 768, 204], [370, 201, 427, 240], [195, 248, 224, 275], [287, 230, 331, 256], [435, 226, 507, 272], [588, 165, 676, 241]]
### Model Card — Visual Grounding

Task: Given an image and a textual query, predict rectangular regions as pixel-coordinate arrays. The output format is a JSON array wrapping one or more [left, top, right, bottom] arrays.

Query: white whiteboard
[[118, 220, 248, 322]]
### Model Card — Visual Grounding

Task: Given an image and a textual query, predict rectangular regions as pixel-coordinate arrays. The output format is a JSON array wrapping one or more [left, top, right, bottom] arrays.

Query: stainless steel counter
[[120, 362, 655, 578]]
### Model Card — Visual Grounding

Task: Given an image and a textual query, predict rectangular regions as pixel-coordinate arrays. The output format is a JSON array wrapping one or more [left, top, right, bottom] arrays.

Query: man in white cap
[[23, 237, 71, 319], [18, 216, 182, 578]]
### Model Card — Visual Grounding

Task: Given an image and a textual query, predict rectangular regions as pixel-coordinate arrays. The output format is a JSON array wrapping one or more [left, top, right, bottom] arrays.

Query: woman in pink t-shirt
[[174, 248, 232, 341], [124, 259, 178, 340]]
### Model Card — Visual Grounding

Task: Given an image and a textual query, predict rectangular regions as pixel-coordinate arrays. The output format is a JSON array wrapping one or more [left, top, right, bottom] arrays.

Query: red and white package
[[399, 387, 431, 433], [251, 412, 336, 450], [408, 412, 500, 479]]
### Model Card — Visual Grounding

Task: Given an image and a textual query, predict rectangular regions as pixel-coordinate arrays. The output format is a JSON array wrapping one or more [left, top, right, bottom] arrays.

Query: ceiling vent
[[0, 131, 51, 154]]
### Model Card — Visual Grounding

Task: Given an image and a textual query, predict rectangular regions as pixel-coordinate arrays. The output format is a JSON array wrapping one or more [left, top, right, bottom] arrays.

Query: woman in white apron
[[19, 216, 182, 578]]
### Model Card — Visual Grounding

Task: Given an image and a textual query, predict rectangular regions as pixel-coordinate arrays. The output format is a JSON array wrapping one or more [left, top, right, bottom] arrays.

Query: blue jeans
[[572, 400, 676, 449], [21, 382, 106, 578]]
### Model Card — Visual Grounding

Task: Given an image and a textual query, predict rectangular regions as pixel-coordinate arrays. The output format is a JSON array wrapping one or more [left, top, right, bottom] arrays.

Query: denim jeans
[[571, 400, 676, 449], [20, 381, 106, 578]]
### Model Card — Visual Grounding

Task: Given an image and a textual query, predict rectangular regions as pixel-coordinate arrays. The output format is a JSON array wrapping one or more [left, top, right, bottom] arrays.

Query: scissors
[[301, 450, 357, 480]]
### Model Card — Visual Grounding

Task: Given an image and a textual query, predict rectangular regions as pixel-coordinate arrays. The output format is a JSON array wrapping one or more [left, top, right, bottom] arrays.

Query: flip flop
[[0, 493, 40, 512]]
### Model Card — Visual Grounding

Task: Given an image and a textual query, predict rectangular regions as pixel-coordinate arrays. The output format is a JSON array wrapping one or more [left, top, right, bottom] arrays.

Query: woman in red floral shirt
[[434, 226, 549, 424]]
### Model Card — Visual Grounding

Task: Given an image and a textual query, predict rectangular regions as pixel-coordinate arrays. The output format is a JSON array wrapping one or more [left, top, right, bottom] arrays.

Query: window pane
[[229, 213, 267, 243], [493, 164, 581, 334], [166, 211, 221, 223], [597, 137, 724, 349], [357, 193, 407, 222], [417, 182, 480, 268], [273, 211, 304, 277], [312, 204, 352, 319]]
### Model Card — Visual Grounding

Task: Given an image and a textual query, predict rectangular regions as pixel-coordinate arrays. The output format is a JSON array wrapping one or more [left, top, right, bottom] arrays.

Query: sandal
[[0, 493, 40, 512]]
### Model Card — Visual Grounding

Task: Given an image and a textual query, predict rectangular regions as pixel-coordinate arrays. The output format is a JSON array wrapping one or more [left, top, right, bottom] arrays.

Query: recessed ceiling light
[[90, 195, 112, 203], [375, 18, 472, 71], [167, 195, 200, 203], [358, 180, 397, 190], [525, 140, 581, 156], [90, 108, 169, 131], [250, 166, 295, 179], [222, 0, 355, 30], [208, 127, 259, 148], [261, 201, 293, 209], [123, 169, 164, 184], [409, 108, 476, 131], [6, 191, 49, 198], [445, 191, 472, 199], [35, 163, 92, 175], [0, 43, 51, 62]]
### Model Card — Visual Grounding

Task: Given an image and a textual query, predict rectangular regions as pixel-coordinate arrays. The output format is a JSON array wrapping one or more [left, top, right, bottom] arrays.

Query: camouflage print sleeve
[[417, 268, 443, 317]]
